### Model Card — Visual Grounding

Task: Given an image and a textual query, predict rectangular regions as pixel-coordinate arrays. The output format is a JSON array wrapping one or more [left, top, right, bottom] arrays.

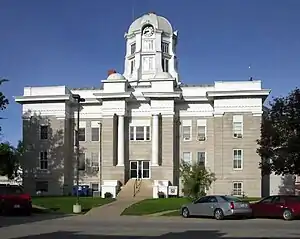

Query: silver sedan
[[181, 195, 252, 220]]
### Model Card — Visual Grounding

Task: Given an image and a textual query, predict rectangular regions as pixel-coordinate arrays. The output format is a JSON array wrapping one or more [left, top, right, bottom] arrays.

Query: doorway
[[130, 161, 150, 179]]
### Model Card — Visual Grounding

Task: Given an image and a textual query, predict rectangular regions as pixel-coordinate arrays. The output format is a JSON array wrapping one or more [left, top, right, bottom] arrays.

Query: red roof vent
[[107, 69, 117, 76]]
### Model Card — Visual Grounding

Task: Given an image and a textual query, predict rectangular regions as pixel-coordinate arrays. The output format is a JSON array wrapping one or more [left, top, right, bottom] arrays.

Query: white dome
[[153, 72, 173, 79], [107, 73, 126, 81], [128, 12, 173, 35]]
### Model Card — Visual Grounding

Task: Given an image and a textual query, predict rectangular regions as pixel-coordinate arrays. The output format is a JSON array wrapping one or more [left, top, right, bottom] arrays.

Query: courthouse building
[[15, 12, 271, 197]]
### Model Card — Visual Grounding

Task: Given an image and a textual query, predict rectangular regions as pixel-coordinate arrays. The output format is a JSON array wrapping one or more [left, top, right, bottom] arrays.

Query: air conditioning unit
[[234, 133, 243, 138], [197, 136, 206, 141]]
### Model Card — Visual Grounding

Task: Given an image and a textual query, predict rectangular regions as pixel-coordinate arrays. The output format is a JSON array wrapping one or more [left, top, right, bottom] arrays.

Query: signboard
[[168, 186, 178, 196]]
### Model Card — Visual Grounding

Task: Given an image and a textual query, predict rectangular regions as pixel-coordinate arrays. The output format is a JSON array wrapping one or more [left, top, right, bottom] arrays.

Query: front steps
[[117, 178, 153, 200]]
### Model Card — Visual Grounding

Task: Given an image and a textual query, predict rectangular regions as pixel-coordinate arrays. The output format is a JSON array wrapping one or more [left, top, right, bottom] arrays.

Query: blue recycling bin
[[72, 185, 91, 196]]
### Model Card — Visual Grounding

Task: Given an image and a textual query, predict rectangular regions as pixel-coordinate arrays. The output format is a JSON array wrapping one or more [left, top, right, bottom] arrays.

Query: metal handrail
[[133, 178, 142, 197]]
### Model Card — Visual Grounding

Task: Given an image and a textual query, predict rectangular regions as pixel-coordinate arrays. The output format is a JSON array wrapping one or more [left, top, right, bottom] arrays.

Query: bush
[[104, 192, 113, 198]]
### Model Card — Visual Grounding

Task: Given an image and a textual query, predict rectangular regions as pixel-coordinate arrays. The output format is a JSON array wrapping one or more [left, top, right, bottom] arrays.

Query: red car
[[251, 195, 300, 220], [0, 184, 32, 216]]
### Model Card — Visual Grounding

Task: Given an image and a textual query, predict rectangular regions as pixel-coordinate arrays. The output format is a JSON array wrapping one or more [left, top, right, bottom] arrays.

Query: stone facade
[[15, 13, 271, 197]]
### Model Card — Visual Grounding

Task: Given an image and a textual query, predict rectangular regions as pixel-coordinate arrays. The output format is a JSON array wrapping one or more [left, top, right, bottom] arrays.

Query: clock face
[[142, 26, 154, 37]]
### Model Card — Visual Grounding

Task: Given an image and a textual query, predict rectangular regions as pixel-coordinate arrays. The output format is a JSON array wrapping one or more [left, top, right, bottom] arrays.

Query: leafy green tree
[[180, 161, 216, 199], [257, 88, 300, 176], [0, 140, 25, 179], [0, 78, 9, 122]]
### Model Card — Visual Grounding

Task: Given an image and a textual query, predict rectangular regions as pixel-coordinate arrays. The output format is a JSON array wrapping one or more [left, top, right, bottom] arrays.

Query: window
[[39, 151, 48, 170], [197, 119, 207, 141], [161, 42, 169, 53], [259, 196, 275, 204], [36, 181, 48, 192], [182, 120, 192, 141], [40, 125, 48, 140], [182, 152, 192, 164], [233, 149, 243, 170], [91, 183, 99, 191], [197, 152, 205, 167], [142, 39, 154, 51], [130, 59, 135, 74], [91, 152, 99, 167], [142, 56, 154, 71], [91, 127, 99, 141], [129, 126, 151, 141], [78, 128, 85, 141], [195, 196, 209, 204], [232, 182, 243, 196], [233, 115, 243, 138], [78, 152, 85, 171], [162, 58, 169, 72], [130, 43, 136, 54]]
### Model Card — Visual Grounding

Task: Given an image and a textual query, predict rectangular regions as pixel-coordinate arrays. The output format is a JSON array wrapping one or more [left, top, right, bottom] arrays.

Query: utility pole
[[72, 94, 85, 214]]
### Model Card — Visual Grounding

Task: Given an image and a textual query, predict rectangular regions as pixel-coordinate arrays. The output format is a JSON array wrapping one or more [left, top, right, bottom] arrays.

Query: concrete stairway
[[117, 178, 153, 200]]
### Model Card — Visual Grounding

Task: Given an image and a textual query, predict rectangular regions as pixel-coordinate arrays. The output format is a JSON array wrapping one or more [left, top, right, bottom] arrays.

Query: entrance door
[[130, 161, 150, 179]]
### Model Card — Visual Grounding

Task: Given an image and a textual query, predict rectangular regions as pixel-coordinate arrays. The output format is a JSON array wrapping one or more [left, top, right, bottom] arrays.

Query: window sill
[[130, 140, 151, 143], [232, 168, 243, 171]]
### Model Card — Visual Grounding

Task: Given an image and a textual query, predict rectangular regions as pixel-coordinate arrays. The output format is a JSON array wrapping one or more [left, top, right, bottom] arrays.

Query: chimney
[[107, 69, 117, 76]]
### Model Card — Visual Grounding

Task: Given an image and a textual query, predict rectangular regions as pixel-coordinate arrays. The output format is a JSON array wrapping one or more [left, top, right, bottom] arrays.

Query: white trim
[[129, 119, 151, 126], [182, 119, 192, 126], [233, 149, 243, 170], [15, 94, 72, 104]]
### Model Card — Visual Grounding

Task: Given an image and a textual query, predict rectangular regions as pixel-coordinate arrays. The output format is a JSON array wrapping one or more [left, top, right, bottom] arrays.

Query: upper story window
[[91, 128, 99, 142], [197, 119, 207, 141], [78, 152, 85, 171], [161, 42, 169, 54], [162, 58, 169, 72], [129, 126, 150, 141], [142, 39, 154, 51], [40, 125, 48, 140], [233, 149, 243, 170], [91, 152, 99, 168], [182, 120, 192, 141], [130, 43, 136, 55], [130, 59, 135, 74], [78, 128, 86, 141], [39, 151, 48, 170], [233, 115, 243, 138]]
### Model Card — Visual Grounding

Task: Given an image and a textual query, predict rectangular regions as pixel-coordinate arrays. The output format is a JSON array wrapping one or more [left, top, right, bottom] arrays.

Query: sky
[[0, 0, 299, 146]]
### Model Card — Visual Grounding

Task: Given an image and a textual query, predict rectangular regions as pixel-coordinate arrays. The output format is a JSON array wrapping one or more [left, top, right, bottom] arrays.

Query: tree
[[180, 161, 216, 199], [257, 88, 300, 176], [0, 140, 25, 179]]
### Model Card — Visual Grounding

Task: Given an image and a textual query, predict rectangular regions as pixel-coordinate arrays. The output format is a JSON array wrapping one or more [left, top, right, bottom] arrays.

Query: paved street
[[1, 214, 300, 238]]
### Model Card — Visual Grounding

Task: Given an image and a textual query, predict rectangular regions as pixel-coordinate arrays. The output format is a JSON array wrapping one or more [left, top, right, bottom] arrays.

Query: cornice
[[15, 94, 73, 104], [206, 89, 271, 98], [93, 92, 133, 99], [142, 92, 182, 99]]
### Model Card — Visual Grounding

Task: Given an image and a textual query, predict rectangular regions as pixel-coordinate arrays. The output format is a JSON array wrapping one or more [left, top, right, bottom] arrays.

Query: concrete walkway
[[85, 198, 141, 218]]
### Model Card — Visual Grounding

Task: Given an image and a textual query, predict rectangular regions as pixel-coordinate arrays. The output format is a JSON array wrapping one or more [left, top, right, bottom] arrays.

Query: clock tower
[[123, 12, 180, 84]]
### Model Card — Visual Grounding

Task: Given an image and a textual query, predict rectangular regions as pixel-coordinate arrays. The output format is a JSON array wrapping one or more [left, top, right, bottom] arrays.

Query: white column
[[152, 114, 159, 166], [117, 115, 124, 166]]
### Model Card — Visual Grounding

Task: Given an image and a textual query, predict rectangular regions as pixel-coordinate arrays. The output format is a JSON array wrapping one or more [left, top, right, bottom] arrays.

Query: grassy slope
[[32, 196, 115, 214]]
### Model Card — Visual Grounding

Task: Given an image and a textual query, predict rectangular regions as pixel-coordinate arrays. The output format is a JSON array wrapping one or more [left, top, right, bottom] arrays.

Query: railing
[[133, 178, 142, 197]]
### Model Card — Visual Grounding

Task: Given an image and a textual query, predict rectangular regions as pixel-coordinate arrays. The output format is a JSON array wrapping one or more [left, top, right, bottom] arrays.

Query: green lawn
[[121, 197, 261, 216], [32, 196, 115, 214], [121, 198, 191, 215]]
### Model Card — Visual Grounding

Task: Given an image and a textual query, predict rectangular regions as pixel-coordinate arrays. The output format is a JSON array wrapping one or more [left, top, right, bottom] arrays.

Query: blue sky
[[0, 0, 299, 146]]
